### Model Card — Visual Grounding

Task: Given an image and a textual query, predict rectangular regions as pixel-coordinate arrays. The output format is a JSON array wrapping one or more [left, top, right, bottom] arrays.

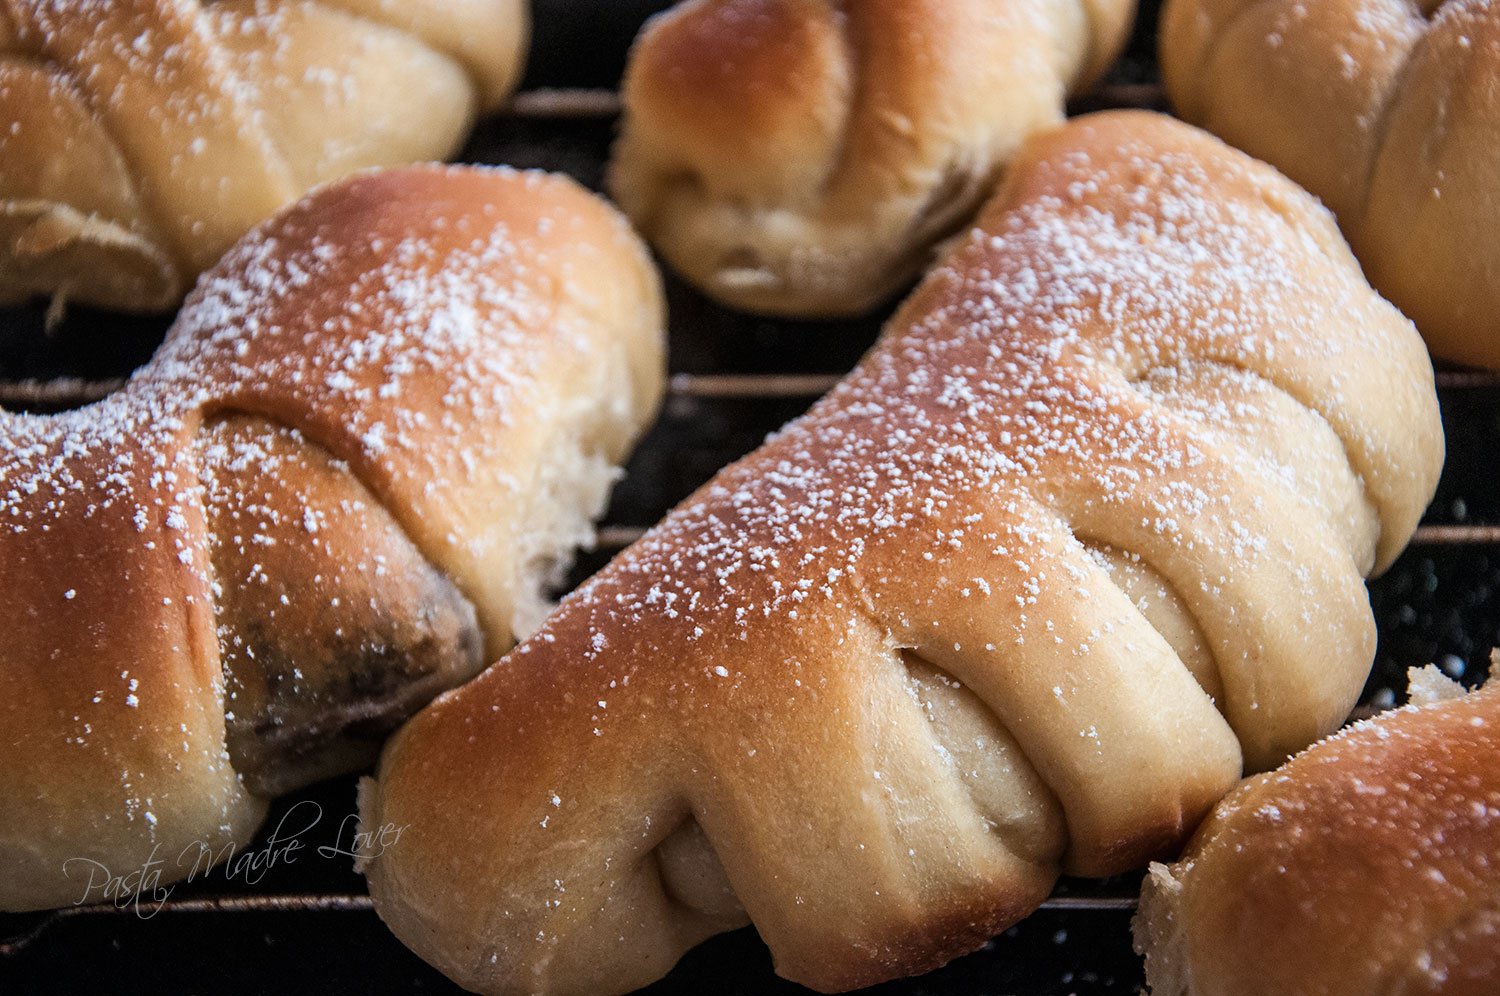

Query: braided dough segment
[[1360, 2, 1500, 366], [0, 392, 262, 913], [169, 166, 665, 654], [0, 0, 527, 310], [0, 56, 179, 305], [1136, 669, 1500, 996], [0, 166, 664, 911], [1159, 0, 1424, 225], [609, 0, 1136, 317], [1160, 0, 1500, 368], [368, 588, 1066, 996], [316, 0, 529, 105], [12, 0, 297, 273], [200, 414, 486, 798], [364, 112, 1441, 995], [204, 2, 479, 191]]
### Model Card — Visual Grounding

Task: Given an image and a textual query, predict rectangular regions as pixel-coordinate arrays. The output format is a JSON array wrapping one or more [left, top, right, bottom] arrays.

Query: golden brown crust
[[363, 112, 1442, 996], [1135, 667, 1500, 996], [0, 0, 530, 310], [203, 414, 486, 798], [1160, 0, 1500, 369], [609, 0, 1137, 317], [0, 164, 665, 912]]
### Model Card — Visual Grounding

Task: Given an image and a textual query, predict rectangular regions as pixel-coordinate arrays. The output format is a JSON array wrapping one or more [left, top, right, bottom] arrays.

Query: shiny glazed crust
[[609, 0, 1136, 317], [0, 165, 665, 911], [1160, 0, 1500, 369], [362, 112, 1443, 996], [0, 0, 529, 309]]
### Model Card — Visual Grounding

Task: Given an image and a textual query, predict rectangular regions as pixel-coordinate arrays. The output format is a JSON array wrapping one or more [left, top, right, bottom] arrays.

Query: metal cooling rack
[[3, 1, 1497, 993]]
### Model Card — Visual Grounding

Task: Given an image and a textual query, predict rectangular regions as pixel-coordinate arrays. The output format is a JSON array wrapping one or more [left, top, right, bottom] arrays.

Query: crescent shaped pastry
[[362, 112, 1442, 995], [0, 164, 664, 911]]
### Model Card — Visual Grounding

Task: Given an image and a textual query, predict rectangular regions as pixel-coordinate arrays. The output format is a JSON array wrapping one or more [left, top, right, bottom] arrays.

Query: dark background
[[2, 0, 1495, 993]]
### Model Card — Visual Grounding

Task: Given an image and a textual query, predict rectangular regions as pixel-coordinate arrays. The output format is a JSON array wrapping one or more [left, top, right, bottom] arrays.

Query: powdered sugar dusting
[[0, 163, 650, 760], [1, 162, 669, 909], [479, 122, 1440, 820], [1, 0, 525, 321], [360, 119, 1439, 990], [2, 175, 553, 558], [547, 129, 1419, 674]]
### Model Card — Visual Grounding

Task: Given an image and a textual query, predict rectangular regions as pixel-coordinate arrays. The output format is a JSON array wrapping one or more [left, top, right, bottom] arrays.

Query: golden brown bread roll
[[361, 111, 1442, 996], [0, 0, 529, 311], [608, 0, 1136, 317], [0, 164, 665, 912], [1160, 0, 1500, 369], [1135, 661, 1500, 996]]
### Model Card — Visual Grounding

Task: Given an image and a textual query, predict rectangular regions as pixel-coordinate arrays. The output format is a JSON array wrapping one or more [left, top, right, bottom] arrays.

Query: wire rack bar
[[7, 368, 1495, 411], [0, 890, 1133, 959]]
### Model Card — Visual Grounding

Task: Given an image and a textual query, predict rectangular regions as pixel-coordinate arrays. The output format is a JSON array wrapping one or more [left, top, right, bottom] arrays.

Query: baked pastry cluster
[[0, 164, 665, 912], [0, 0, 529, 311], [1160, 0, 1500, 369], [609, 0, 1136, 317], [1135, 661, 1500, 996], [361, 112, 1442, 996]]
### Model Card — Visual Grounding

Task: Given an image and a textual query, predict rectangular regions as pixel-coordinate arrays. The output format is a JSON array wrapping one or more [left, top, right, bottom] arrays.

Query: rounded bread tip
[[609, 0, 1140, 318], [0, 162, 666, 913], [1135, 659, 1500, 996]]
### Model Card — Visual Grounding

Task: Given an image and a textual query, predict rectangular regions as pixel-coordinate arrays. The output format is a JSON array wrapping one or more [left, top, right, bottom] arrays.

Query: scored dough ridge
[[0, 163, 665, 912], [0, 0, 529, 308], [363, 112, 1443, 996], [610, 0, 1138, 316], [1160, 0, 1500, 367]]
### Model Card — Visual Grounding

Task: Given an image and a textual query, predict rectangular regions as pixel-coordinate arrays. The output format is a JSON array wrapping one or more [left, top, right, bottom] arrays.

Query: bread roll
[[0, 0, 529, 311], [0, 164, 665, 912], [1135, 660, 1500, 996], [608, 0, 1136, 317], [1160, 0, 1500, 369], [361, 112, 1442, 996]]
